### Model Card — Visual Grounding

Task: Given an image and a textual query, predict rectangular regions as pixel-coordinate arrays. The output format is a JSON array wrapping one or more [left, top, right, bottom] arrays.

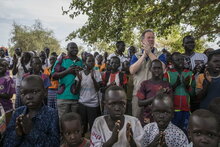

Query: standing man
[[129, 29, 165, 117], [182, 35, 207, 70], [52, 42, 83, 117], [108, 41, 129, 68]]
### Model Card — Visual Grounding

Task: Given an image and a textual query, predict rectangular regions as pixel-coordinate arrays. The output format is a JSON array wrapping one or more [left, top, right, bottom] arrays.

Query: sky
[[0, 0, 219, 50], [0, 0, 88, 48]]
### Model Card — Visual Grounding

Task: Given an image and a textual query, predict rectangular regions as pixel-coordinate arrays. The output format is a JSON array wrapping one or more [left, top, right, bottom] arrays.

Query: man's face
[[183, 37, 195, 52], [117, 42, 125, 53], [105, 90, 127, 120], [142, 32, 155, 48], [20, 80, 45, 110], [189, 116, 219, 147]]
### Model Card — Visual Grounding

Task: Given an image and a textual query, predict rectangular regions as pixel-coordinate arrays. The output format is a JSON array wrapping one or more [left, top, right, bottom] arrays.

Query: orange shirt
[[196, 73, 205, 89], [44, 67, 59, 89], [95, 63, 106, 72]]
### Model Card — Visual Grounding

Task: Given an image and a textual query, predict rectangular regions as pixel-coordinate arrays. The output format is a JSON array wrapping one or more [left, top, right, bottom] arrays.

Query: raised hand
[[20, 114, 33, 135], [110, 120, 121, 144], [15, 115, 24, 136]]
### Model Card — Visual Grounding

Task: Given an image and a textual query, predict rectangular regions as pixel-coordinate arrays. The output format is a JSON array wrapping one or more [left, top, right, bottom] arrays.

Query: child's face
[[150, 61, 163, 78], [31, 58, 42, 72], [189, 116, 219, 147], [0, 60, 7, 75], [86, 56, 95, 69], [172, 54, 184, 69], [110, 58, 120, 71], [20, 80, 45, 110], [97, 55, 103, 64], [39, 52, 46, 62], [208, 54, 220, 75], [122, 61, 130, 72], [105, 90, 127, 120], [62, 120, 82, 146], [152, 97, 173, 130], [49, 56, 57, 65], [67, 44, 78, 57]]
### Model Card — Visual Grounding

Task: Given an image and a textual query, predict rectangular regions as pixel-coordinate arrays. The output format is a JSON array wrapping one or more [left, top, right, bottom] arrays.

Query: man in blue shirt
[[4, 75, 60, 147], [129, 29, 165, 117]]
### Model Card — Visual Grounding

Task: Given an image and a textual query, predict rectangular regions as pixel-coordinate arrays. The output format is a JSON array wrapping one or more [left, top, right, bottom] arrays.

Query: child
[[137, 59, 172, 126], [23, 56, 51, 105], [102, 56, 127, 90], [52, 42, 83, 117], [60, 112, 90, 147], [122, 60, 133, 115], [197, 49, 220, 109], [0, 59, 15, 112], [44, 55, 59, 109], [12, 51, 32, 108], [188, 109, 219, 147], [74, 55, 102, 135], [94, 55, 106, 72], [90, 85, 143, 147], [141, 93, 188, 147], [3, 75, 60, 146], [163, 52, 195, 133]]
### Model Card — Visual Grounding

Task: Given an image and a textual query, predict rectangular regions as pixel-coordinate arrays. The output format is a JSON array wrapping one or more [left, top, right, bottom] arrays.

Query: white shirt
[[141, 122, 189, 147], [75, 70, 102, 107], [90, 115, 144, 147], [15, 58, 30, 87]]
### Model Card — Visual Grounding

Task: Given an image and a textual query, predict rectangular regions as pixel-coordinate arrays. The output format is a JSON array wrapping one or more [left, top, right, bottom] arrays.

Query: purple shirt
[[0, 75, 15, 111]]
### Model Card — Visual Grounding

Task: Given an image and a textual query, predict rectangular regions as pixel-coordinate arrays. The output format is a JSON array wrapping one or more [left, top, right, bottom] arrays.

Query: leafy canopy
[[9, 20, 61, 54], [63, 0, 219, 48]]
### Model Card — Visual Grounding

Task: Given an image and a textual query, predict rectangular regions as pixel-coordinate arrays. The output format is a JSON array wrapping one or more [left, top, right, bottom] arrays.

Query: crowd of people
[[0, 29, 220, 147]]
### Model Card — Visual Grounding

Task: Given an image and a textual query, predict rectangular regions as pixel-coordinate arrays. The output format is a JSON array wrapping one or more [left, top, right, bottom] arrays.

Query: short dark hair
[[22, 75, 44, 88], [207, 49, 220, 62], [110, 56, 120, 64], [149, 59, 162, 69], [183, 35, 194, 43], [30, 56, 41, 65], [141, 29, 154, 41], [152, 92, 173, 108], [60, 112, 82, 130], [189, 109, 219, 131], [116, 41, 125, 47], [105, 85, 126, 100], [67, 42, 78, 50], [171, 52, 181, 59]]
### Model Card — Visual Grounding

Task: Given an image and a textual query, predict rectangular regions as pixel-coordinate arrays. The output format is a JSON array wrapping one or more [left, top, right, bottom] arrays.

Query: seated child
[[0, 59, 15, 112], [141, 92, 189, 147], [60, 112, 90, 147], [187, 109, 220, 147], [90, 85, 143, 147], [3, 75, 60, 146], [137, 59, 171, 126]]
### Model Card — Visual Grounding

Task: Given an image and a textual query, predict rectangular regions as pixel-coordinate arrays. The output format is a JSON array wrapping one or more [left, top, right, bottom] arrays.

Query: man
[[52, 42, 83, 117], [108, 41, 129, 69], [129, 29, 165, 117], [182, 35, 207, 70]]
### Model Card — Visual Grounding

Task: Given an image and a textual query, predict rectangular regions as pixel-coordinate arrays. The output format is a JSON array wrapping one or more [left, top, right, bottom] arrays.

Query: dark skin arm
[[52, 66, 77, 80], [172, 76, 181, 90], [138, 96, 154, 107], [73, 71, 82, 94], [0, 94, 12, 99], [126, 123, 137, 147], [91, 70, 100, 92], [12, 55, 18, 75], [103, 120, 120, 147]]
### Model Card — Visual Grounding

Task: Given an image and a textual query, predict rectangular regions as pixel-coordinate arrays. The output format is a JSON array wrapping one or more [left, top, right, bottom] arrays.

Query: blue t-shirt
[[200, 77, 220, 109], [130, 49, 166, 65]]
